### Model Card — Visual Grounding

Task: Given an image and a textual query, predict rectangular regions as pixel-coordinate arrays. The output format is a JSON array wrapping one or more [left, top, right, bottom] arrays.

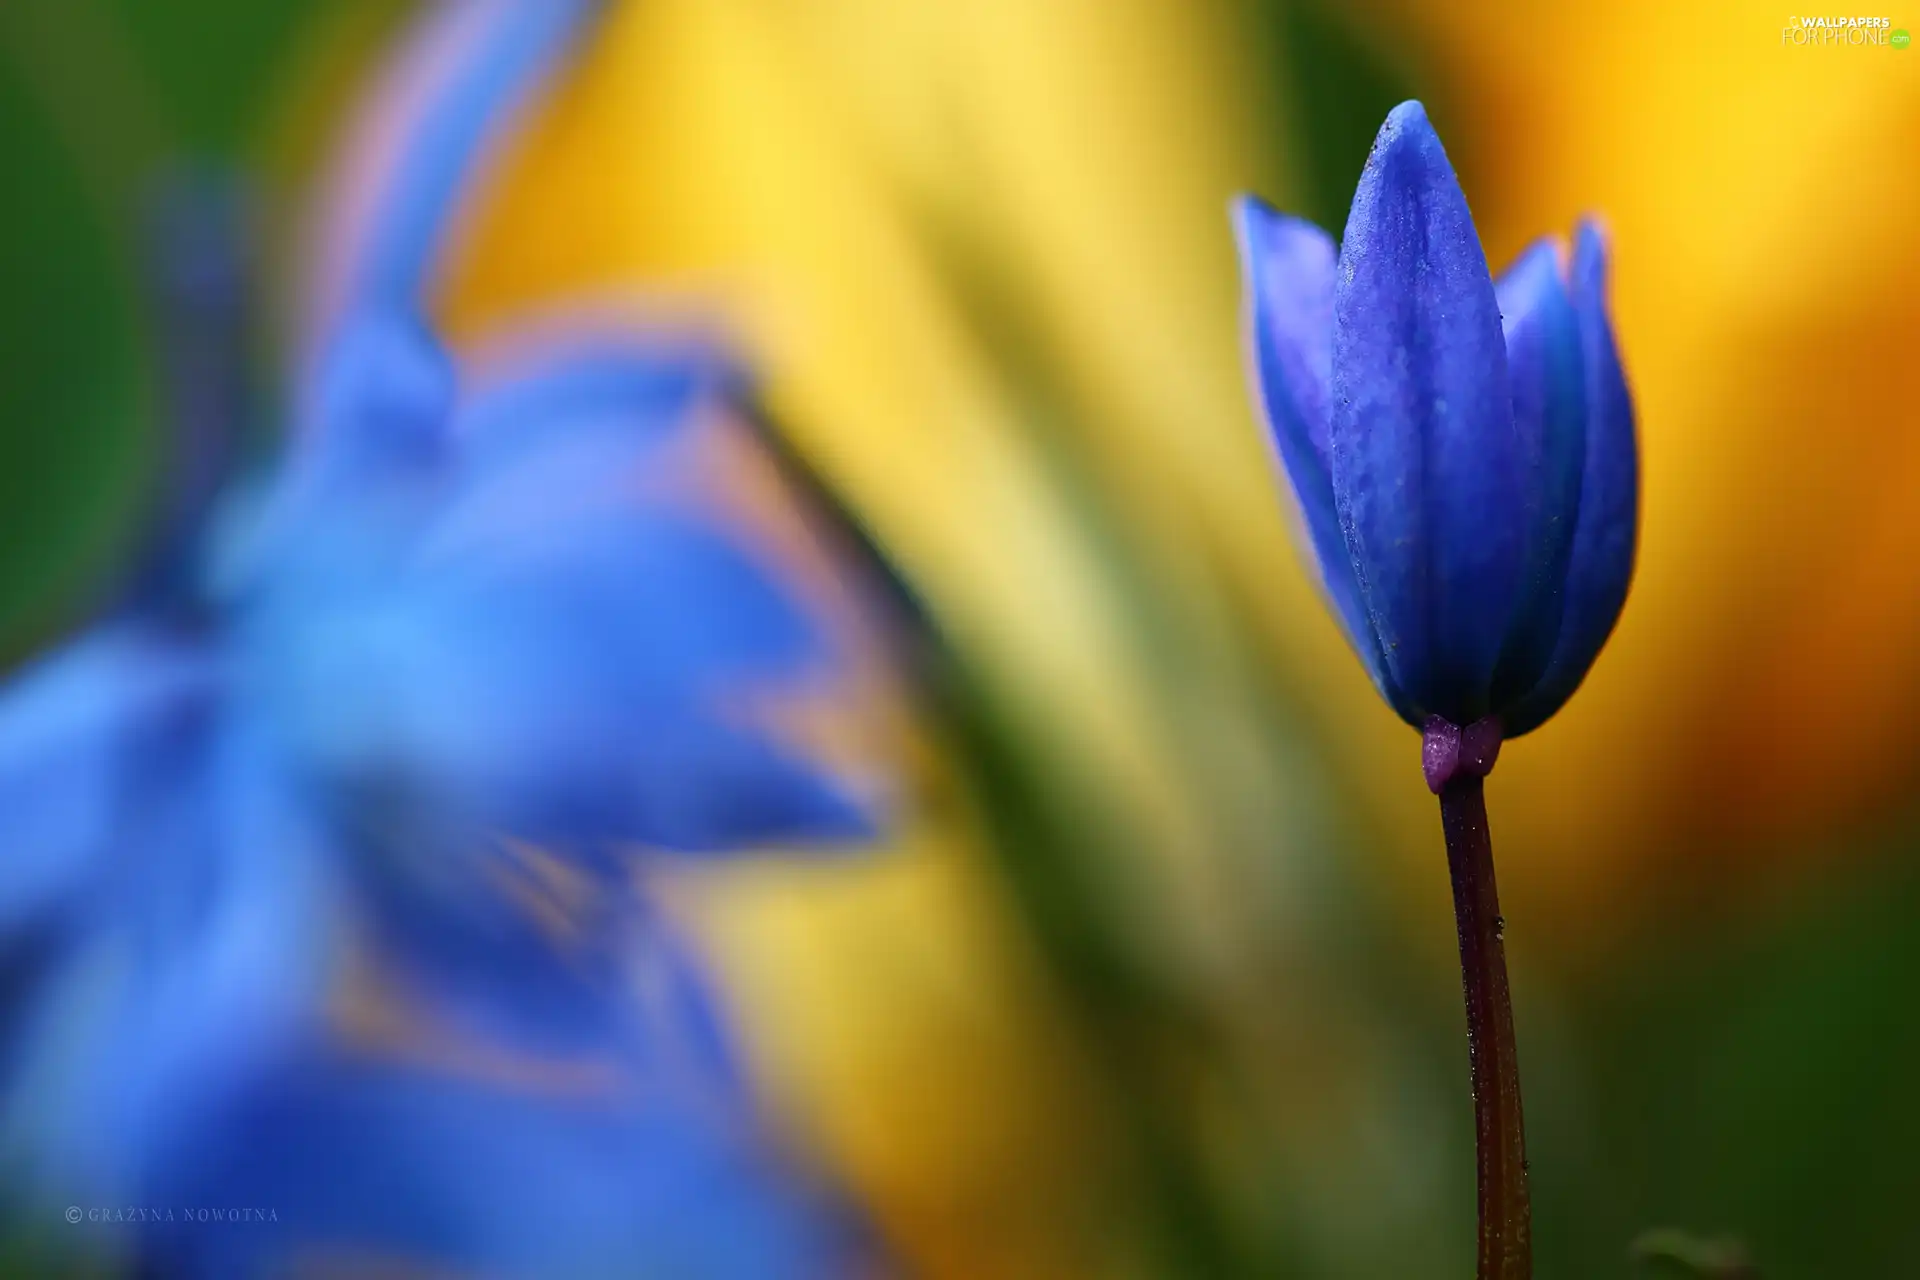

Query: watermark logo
[[65, 1205, 280, 1225], [1782, 16, 1901, 45]]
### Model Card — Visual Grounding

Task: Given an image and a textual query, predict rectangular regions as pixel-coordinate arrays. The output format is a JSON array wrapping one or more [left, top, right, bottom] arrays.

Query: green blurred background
[[4, 1, 1919, 1276]]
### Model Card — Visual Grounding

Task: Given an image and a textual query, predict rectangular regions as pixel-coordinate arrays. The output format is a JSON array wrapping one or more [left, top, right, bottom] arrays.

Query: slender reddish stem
[[1439, 774, 1531, 1279]]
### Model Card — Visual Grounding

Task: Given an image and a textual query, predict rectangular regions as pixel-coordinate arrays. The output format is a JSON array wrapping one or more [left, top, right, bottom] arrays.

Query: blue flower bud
[[1235, 101, 1638, 741]]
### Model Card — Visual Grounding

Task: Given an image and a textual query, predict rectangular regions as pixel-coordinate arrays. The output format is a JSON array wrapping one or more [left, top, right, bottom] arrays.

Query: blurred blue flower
[[1235, 101, 1637, 758], [0, 1, 880, 1274]]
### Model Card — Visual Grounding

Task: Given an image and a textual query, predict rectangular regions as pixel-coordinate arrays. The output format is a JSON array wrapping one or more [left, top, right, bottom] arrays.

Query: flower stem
[[1439, 773, 1531, 1279]]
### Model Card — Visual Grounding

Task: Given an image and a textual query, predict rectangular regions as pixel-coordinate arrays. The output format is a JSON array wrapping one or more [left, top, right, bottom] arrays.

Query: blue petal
[[417, 436, 832, 681], [213, 315, 455, 601], [300, 0, 599, 362], [1501, 220, 1638, 736], [417, 504, 825, 694], [303, 312, 457, 469], [1488, 237, 1587, 710], [0, 629, 215, 944], [460, 352, 703, 457], [330, 848, 749, 1099], [341, 819, 672, 1065], [455, 323, 740, 464], [614, 713, 876, 854], [243, 494, 865, 854], [1232, 197, 1335, 462], [4, 714, 333, 1207], [1329, 101, 1522, 724], [145, 1055, 869, 1279], [346, 843, 646, 1061], [1233, 196, 1410, 716]]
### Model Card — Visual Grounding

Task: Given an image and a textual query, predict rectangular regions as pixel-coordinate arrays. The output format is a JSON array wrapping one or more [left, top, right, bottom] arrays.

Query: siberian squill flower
[[0, 2, 883, 1275], [1234, 101, 1638, 1280]]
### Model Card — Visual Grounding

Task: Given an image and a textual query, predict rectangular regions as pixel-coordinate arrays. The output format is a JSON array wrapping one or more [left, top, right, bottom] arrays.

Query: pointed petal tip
[[1352, 99, 1471, 232], [1495, 235, 1576, 345], [1231, 195, 1334, 278], [1357, 105, 1480, 228], [1386, 99, 1428, 121], [1380, 99, 1437, 144], [1229, 192, 1259, 242], [1230, 193, 1284, 263], [1501, 236, 1568, 289], [1573, 216, 1614, 289], [315, 312, 457, 438]]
